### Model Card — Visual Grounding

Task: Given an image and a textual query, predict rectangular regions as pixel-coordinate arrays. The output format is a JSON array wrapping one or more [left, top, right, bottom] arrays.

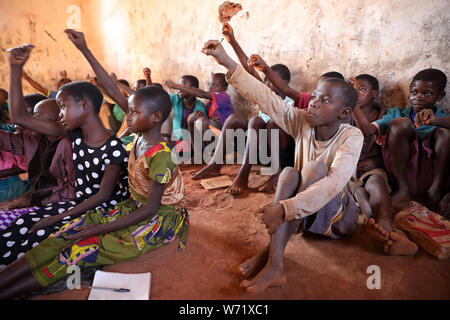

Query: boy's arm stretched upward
[[249, 54, 301, 102], [163, 80, 212, 100], [7, 45, 66, 137], [201, 40, 301, 137], [64, 29, 129, 113], [22, 70, 50, 96], [222, 23, 262, 81]]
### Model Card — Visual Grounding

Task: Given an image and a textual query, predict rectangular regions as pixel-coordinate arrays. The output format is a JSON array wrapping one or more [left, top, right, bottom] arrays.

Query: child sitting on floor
[[165, 75, 207, 141], [349, 74, 418, 256], [201, 40, 363, 293], [0, 42, 129, 269], [190, 24, 295, 194], [0, 98, 76, 230], [0, 35, 189, 300], [164, 72, 234, 151], [352, 68, 449, 213]]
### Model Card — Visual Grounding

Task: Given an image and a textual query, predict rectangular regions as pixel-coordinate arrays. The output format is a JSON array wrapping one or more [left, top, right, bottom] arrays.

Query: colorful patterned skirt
[[25, 198, 189, 287]]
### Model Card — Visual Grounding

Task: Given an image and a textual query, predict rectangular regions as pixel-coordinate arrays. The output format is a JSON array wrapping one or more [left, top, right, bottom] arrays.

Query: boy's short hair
[[412, 68, 447, 93], [118, 79, 130, 87], [136, 79, 147, 87], [321, 71, 344, 80], [59, 81, 104, 113], [325, 78, 358, 110], [180, 75, 200, 88], [58, 78, 72, 86], [213, 73, 228, 90], [355, 74, 379, 91], [271, 64, 291, 82], [149, 83, 164, 90], [133, 86, 172, 123], [0, 89, 8, 100], [24, 93, 47, 109]]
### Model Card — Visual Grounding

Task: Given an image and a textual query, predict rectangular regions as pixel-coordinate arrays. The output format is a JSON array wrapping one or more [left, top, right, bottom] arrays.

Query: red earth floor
[[33, 164, 450, 300]]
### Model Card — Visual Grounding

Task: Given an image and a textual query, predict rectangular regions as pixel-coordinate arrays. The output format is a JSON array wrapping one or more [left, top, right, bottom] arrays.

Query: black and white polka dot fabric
[[0, 129, 129, 269]]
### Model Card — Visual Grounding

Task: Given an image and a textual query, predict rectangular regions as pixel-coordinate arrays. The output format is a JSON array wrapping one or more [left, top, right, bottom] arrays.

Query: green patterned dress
[[25, 141, 189, 287]]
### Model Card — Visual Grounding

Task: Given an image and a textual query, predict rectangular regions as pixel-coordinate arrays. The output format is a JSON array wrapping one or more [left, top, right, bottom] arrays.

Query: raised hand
[[109, 72, 119, 84], [222, 23, 235, 43], [6, 44, 35, 66], [143, 67, 151, 77], [248, 54, 268, 72], [163, 79, 177, 89], [64, 29, 88, 51]]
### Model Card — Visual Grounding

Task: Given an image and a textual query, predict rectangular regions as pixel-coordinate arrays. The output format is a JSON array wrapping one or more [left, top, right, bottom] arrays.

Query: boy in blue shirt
[[353, 69, 449, 216]]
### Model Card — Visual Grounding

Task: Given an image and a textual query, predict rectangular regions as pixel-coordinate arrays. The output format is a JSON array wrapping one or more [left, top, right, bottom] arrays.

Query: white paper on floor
[[88, 270, 151, 300]]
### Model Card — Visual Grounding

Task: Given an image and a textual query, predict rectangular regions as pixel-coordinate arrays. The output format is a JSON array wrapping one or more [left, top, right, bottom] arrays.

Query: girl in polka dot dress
[[0, 35, 188, 299], [0, 44, 129, 268]]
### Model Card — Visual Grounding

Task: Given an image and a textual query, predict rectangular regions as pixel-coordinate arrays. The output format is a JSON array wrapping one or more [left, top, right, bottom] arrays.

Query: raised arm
[[110, 72, 134, 96], [64, 29, 129, 112], [163, 80, 212, 100], [222, 23, 262, 81], [7, 45, 66, 137], [249, 54, 300, 102], [143, 67, 153, 86], [22, 70, 50, 96]]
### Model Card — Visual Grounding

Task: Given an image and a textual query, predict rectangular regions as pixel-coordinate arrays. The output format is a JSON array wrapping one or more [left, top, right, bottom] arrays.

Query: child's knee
[[248, 115, 266, 129], [278, 166, 300, 186], [389, 117, 414, 137], [365, 174, 387, 194], [434, 127, 450, 145], [223, 113, 246, 129], [187, 113, 197, 127], [300, 161, 328, 185]]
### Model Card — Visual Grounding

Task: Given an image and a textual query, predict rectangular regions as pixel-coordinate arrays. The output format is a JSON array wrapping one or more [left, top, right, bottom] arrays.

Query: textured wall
[[1, 0, 449, 112]]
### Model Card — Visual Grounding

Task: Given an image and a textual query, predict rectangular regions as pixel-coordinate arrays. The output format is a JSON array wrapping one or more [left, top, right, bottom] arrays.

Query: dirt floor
[[34, 164, 450, 300]]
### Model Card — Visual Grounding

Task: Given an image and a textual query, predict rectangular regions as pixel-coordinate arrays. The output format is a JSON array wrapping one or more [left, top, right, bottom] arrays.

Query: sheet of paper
[[200, 175, 233, 190], [88, 270, 151, 300]]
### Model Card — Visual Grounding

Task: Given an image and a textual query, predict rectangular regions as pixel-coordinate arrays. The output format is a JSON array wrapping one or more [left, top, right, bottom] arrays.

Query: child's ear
[[339, 106, 351, 120], [152, 110, 163, 123], [372, 89, 379, 99], [438, 90, 446, 101], [81, 97, 89, 110]]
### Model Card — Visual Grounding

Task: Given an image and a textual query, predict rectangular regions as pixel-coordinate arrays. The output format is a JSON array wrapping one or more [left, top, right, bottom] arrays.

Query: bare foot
[[191, 163, 221, 180], [238, 247, 269, 277], [427, 186, 444, 211], [391, 190, 411, 211], [257, 172, 280, 193], [227, 174, 249, 195], [240, 262, 287, 293], [437, 192, 450, 219], [364, 218, 390, 244], [383, 229, 418, 256]]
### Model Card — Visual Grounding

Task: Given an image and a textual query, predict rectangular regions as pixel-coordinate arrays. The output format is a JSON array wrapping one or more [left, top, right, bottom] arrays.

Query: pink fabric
[[0, 150, 27, 171]]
